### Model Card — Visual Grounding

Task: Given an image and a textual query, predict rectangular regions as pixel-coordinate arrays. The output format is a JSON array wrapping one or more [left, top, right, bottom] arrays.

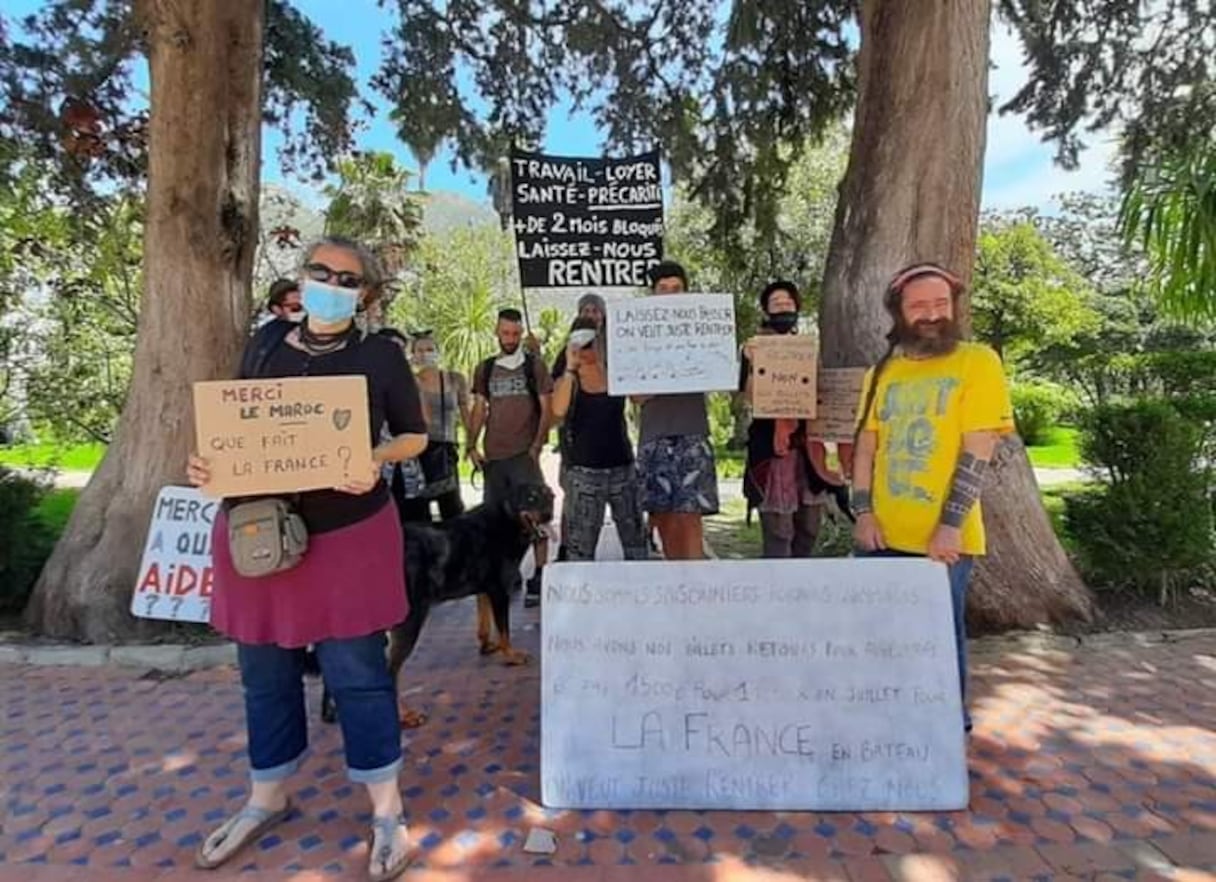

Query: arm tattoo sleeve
[[853, 488, 873, 514], [941, 452, 989, 528]]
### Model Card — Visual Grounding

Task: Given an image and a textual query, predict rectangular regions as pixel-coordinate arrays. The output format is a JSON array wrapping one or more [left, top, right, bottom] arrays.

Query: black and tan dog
[[315, 481, 554, 727]]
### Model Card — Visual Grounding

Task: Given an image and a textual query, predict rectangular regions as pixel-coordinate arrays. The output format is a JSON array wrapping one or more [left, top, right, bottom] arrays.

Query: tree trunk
[[818, 0, 1092, 631], [24, 0, 263, 642]]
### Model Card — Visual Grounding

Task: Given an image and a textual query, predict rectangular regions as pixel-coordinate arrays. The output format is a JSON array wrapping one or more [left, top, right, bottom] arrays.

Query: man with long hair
[[850, 262, 1014, 733]]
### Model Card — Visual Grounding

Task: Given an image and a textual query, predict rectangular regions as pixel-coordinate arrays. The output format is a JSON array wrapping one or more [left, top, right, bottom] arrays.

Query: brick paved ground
[[3, 603, 1216, 881]]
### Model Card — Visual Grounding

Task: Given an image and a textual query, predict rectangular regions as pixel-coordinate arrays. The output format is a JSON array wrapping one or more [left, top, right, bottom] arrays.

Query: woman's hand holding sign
[[335, 458, 381, 496], [187, 453, 212, 489]]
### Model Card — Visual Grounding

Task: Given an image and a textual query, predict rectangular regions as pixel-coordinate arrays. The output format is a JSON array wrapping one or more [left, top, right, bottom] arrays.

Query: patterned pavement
[[3, 599, 1216, 881]]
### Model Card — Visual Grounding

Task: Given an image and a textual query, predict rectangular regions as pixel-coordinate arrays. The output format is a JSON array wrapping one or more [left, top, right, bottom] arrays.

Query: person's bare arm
[[851, 429, 884, 551], [467, 395, 488, 468], [454, 373, 472, 438], [927, 430, 1000, 563], [532, 394, 553, 458]]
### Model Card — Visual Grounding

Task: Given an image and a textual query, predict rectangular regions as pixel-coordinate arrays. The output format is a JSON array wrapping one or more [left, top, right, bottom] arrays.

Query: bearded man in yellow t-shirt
[[850, 262, 1014, 733]]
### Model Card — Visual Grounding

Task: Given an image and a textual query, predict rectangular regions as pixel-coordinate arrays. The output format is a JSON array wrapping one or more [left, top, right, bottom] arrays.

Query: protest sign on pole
[[605, 293, 738, 395], [130, 486, 215, 623], [807, 368, 869, 442], [750, 335, 819, 419], [509, 148, 664, 296], [192, 375, 371, 497]]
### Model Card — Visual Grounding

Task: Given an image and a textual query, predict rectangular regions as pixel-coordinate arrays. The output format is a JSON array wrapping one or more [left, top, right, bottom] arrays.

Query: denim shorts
[[637, 434, 720, 515]]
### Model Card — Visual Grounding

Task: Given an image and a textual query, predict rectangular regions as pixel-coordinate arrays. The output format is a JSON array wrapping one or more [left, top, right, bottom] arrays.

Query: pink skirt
[[210, 499, 408, 648]]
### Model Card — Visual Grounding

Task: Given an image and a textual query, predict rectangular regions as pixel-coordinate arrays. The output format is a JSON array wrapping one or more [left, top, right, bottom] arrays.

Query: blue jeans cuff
[[250, 752, 305, 782], [348, 756, 402, 785]]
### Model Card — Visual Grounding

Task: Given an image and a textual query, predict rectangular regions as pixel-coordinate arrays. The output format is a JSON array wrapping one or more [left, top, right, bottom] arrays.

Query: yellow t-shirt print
[[860, 343, 1014, 556]]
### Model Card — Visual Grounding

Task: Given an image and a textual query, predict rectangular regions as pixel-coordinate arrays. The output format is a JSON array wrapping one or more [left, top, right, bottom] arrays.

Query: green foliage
[[1, 160, 139, 442], [1064, 400, 1214, 600], [667, 128, 848, 332], [375, 0, 855, 258], [0, 466, 54, 615], [387, 225, 520, 377], [972, 216, 1100, 362], [997, 4, 1214, 179], [323, 151, 424, 280], [1119, 138, 1216, 324], [1011, 381, 1076, 446], [0, 1, 362, 198]]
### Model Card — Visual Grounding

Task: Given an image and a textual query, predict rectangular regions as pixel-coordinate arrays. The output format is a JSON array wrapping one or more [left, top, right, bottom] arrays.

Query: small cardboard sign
[[130, 486, 216, 623], [807, 368, 869, 442], [751, 335, 819, 419], [193, 376, 372, 497]]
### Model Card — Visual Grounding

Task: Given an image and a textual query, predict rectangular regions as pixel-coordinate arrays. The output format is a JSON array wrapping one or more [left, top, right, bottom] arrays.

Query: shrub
[[1012, 381, 1076, 445], [1064, 399, 1214, 600], [0, 467, 55, 615]]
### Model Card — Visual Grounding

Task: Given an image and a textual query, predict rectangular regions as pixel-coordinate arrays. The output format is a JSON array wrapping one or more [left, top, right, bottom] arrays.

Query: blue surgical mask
[[300, 279, 359, 324]]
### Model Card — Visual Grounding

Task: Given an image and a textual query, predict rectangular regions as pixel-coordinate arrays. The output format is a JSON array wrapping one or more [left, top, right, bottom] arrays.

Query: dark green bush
[[1064, 399, 1214, 599], [0, 467, 55, 615], [1012, 381, 1075, 445]]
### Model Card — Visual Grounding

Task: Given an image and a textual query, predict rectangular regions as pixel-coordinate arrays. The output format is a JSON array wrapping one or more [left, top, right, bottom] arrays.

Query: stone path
[[3, 620, 1216, 881]]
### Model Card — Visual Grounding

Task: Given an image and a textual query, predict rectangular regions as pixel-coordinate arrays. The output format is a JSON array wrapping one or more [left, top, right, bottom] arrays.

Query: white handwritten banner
[[130, 486, 216, 624], [541, 558, 968, 811], [606, 293, 738, 395]]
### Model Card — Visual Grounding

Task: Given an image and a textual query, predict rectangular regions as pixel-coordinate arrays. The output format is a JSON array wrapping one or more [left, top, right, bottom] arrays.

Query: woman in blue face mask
[[186, 236, 427, 881]]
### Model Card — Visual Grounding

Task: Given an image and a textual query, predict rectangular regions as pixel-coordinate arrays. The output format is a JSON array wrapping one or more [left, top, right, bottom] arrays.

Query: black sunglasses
[[303, 262, 364, 290]]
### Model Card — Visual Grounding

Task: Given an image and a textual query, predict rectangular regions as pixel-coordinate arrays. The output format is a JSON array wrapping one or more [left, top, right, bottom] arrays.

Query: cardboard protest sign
[[130, 486, 215, 623], [750, 335, 818, 419], [606, 293, 738, 395], [510, 148, 664, 289], [193, 375, 372, 497], [807, 368, 869, 442]]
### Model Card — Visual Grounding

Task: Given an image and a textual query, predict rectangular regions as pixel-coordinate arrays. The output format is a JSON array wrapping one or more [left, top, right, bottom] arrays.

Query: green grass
[[0, 441, 106, 472], [1026, 426, 1081, 469], [1037, 481, 1089, 552]]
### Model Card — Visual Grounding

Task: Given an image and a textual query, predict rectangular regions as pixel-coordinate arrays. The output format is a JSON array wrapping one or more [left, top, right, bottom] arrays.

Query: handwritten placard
[[130, 486, 215, 623], [541, 558, 968, 811], [606, 293, 738, 395], [807, 368, 868, 442], [510, 148, 663, 288], [751, 335, 818, 419], [192, 376, 372, 497]]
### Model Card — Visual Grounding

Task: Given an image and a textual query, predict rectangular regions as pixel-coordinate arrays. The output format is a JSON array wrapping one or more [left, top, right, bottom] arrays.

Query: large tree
[[2, 0, 361, 641], [374, 0, 1207, 629]]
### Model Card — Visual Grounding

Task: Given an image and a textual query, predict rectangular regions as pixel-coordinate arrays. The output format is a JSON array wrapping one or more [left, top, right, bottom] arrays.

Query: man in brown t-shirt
[[468, 307, 554, 603]]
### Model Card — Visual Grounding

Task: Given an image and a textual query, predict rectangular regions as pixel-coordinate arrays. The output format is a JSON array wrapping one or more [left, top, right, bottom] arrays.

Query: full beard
[[499, 341, 520, 355], [895, 317, 961, 357]]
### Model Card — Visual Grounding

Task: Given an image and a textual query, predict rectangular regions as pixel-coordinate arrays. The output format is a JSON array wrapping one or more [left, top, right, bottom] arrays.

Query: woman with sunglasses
[[186, 236, 427, 881]]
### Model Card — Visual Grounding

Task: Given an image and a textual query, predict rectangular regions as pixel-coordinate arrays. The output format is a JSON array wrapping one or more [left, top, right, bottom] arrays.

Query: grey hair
[[300, 235, 385, 295]]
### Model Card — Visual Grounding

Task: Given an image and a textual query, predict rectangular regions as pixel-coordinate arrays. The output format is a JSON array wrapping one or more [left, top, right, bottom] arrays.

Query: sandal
[[194, 799, 293, 870], [368, 814, 412, 882]]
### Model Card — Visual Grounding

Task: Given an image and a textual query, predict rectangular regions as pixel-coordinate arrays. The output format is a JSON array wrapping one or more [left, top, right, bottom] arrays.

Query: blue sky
[[10, 0, 1117, 212]]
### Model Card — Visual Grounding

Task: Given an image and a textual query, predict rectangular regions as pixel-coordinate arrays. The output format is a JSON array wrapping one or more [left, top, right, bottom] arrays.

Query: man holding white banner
[[632, 260, 720, 560]]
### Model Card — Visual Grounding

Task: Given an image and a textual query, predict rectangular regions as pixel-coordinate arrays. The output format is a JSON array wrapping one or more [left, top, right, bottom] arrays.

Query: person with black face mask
[[738, 281, 830, 558]]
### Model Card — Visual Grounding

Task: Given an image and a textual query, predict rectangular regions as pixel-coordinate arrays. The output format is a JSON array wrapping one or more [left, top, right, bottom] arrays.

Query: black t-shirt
[[235, 325, 426, 533], [554, 359, 632, 469]]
